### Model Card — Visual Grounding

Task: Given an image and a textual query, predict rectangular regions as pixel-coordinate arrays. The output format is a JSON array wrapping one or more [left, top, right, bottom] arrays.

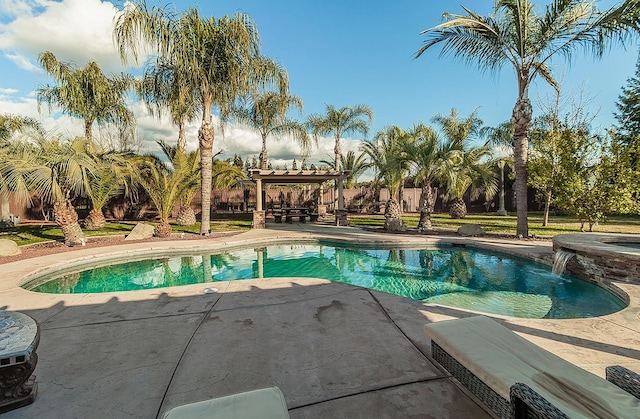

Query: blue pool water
[[26, 243, 626, 319]]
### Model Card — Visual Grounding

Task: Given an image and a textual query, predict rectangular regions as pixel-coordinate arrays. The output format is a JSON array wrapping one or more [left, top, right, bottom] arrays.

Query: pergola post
[[335, 174, 348, 226], [252, 178, 265, 229]]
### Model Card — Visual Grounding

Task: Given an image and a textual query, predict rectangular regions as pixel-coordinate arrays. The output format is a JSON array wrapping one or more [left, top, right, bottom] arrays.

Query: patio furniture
[[161, 386, 290, 419], [274, 211, 283, 223], [424, 316, 640, 419], [0, 311, 40, 413]]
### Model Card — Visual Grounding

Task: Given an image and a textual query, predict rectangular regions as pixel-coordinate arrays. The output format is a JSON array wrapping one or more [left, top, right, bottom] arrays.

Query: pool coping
[[1, 224, 639, 404]]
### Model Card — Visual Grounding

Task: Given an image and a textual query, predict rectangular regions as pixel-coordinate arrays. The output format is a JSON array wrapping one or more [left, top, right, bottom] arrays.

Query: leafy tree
[[0, 114, 43, 143], [416, 0, 640, 236], [307, 104, 373, 172], [231, 91, 310, 169], [485, 121, 515, 216], [115, 1, 288, 234], [37, 51, 135, 143], [614, 51, 640, 147]]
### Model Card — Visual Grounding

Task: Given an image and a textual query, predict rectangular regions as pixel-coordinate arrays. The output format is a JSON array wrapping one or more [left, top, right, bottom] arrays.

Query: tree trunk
[[334, 136, 341, 171], [260, 133, 268, 170], [84, 119, 92, 142], [417, 184, 435, 230], [84, 208, 106, 230], [543, 188, 552, 227], [398, 178, 405, 214], [511, 96, 532, 237], [154, 219, 172, 238], [384, 198, 407, 232], [177, 121, 187, 153], [199, 120, 214, 235], [176, 204, 196, 226], [53, 199, 86, 246]]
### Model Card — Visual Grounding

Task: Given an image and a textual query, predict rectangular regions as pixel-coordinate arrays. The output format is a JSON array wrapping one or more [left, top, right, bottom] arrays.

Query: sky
[[0, 0, 638, 169]]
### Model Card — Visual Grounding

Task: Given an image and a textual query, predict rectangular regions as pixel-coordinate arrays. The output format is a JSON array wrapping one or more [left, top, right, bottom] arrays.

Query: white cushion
[[161, 386, 290, 419], [425, 316, 640, 418]]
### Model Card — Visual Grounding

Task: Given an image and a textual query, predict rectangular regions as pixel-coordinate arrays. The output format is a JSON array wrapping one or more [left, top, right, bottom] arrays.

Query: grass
[[1, 220, 252, 246], [347, 212, 640, 237], [3, 212, 639, 246]]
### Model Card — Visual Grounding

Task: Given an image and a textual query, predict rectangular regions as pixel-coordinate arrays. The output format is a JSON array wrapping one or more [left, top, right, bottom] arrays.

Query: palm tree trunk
[[511, 96, 532, 237], [54, 199, 86, 246], [260, 133, 268, 170], [177, 121, 187, 153], [199, 119, 214, 235], [334, 136, 341, 171], [418, 184, 435, 230], [84, 119, 92, 142]]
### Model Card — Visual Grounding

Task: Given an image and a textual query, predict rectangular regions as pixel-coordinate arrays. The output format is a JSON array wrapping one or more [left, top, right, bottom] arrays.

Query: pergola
[[249, 169, 350, 227]]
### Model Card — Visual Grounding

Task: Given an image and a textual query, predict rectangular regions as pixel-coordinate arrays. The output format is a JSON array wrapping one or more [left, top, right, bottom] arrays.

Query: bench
[[162, 386, 289, 419], [274, 212, 283, 223], [424, 316, 640, 418], [309, 213, 319, 222], [0, 311, 40, 413]]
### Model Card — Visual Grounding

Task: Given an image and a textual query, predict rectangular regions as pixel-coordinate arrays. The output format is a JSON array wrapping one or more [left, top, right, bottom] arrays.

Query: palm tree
[[307, 104, 374, 172], [36, 51, 135, 143], [115, 2, 288, 235], [231, 91, 310, 169], [320, 150, 370, 188], [0, 114, 43, 143], [416, 0, 640, 236], [139, 57, 200, 152], [403, 123, 441, 230], [486, 122, 515, 216], [361, 125, 411, 231], [134, 141, 201, 237], [16, 135, 96, 245], [432, 109, 497, 218], [84, 144, 138, 230], [0, 114, 44, 219]]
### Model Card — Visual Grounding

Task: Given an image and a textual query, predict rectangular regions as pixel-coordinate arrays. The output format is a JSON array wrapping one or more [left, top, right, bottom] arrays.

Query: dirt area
[[0, 231, 243, 264]]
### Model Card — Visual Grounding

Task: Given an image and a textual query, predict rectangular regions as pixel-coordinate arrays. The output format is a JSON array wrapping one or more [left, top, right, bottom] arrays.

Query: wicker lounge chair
[[161, 386, 290, 419], [424, 316, 640, 418]]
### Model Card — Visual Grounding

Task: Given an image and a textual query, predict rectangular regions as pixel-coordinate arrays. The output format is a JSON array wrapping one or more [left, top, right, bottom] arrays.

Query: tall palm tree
[[115, 2, 288, 235], [307, 104, 374, 171], [361, 125, 411, 231], [36, 51, 136, 143], [416, 0, 640, 236], [231, 91, 310, 169], [139, 57, 200, 152]]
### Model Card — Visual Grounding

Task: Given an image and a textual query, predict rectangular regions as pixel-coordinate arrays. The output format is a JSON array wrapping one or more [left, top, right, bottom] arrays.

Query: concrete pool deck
[[1, 222, 639, 418]]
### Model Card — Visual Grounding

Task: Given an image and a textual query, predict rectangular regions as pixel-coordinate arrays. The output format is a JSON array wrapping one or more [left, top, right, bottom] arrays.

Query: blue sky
[[0, 0, 638, 166]]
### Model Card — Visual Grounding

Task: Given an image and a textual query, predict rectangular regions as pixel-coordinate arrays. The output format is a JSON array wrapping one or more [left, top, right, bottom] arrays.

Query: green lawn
[[3, 212, 639, 246], [347, 212, 640, 237], [0, 220, 252, 246]]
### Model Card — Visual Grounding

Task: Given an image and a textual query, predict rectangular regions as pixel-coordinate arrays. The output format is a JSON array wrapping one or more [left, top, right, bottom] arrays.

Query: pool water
[[27, 243, 626, 319]]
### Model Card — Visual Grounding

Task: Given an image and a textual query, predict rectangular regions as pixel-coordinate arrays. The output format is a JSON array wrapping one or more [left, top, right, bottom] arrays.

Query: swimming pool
[[25, 242, 626, 319]]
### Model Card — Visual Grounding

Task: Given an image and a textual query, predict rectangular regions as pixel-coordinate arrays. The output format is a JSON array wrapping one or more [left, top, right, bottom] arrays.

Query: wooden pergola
[[249, 169, 350, 227]]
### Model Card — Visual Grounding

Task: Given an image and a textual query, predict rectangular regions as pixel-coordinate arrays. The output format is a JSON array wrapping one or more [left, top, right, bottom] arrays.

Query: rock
[[0, 239, 21, 256], [125, 222, 155, 241], [457, 224, 485, 237]]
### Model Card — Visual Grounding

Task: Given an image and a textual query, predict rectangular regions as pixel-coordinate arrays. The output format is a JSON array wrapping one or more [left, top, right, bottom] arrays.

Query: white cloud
[[0, 87, 18, 95], [3, 51, 40, 72], [0, 0, 128, 73]]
